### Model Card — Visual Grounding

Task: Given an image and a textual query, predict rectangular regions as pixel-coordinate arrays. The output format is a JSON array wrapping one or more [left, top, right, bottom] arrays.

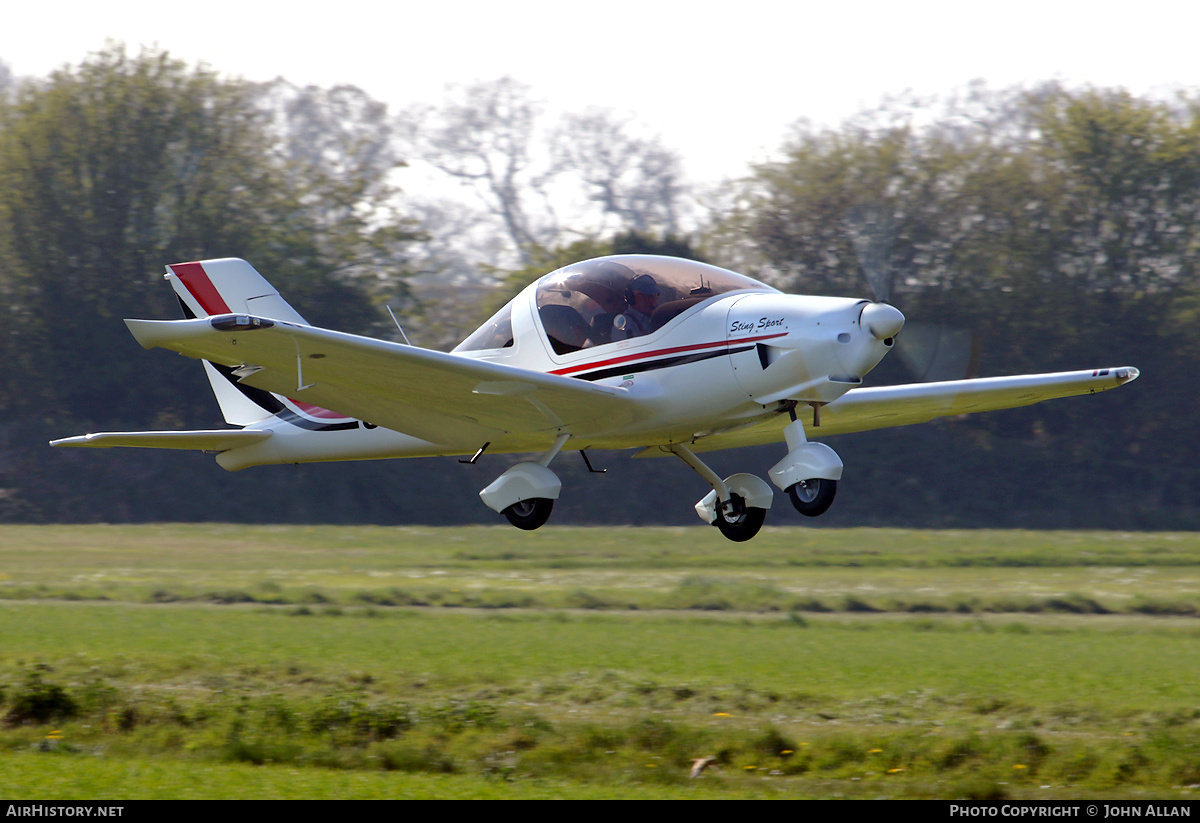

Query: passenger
[[613, 273, 661, 340]]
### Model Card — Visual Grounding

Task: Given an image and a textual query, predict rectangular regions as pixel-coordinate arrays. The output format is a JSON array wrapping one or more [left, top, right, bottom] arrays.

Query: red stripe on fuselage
[[548, 332, 788, 377], [287, 399, 353, 420], [169, 262, 231, 315]]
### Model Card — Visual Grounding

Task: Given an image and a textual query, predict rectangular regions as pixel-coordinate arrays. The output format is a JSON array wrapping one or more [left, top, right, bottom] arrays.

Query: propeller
[[845, 205, 977, 382], [847, 205, 896, 305], [893, 323, 978, 382]]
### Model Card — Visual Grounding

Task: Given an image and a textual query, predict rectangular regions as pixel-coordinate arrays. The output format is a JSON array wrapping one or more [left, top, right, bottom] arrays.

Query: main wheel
[[502, 497, 554, 530], [787, 478, 837, 517], [713, 493, 766, 542]]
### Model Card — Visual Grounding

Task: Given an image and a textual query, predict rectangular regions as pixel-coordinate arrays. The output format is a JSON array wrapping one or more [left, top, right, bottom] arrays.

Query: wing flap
[[124, 315, 640, 446]]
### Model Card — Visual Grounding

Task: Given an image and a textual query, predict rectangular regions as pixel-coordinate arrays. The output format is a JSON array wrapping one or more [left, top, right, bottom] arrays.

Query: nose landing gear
[[786, 477, 837, 517], [769, 415, 842, 518], [502, 497, 555, 530]]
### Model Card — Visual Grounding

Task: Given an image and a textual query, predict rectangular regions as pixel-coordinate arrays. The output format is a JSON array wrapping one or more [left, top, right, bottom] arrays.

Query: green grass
[[4, 524, 1200, 614], [2, 525, 1200, 799]]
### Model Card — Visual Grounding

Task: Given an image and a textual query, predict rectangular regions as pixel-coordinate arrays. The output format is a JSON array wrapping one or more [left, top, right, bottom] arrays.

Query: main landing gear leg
[[768, 412, 842, 517], [479, 433, 570, 531], [669, 443, 772, 543]]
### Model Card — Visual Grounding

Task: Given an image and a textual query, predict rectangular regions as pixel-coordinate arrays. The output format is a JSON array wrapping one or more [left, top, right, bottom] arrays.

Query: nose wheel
[[503, 497, 554, 530], [769, 416, 842, 518], [786, 478, 837, 517]]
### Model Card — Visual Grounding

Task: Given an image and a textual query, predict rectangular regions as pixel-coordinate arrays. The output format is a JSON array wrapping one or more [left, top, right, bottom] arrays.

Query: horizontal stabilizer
[[50, 430, 271, 452]]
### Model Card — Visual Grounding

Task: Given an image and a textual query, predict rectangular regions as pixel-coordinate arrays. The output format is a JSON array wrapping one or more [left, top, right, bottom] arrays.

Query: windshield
[[534, 256, 775, 355]]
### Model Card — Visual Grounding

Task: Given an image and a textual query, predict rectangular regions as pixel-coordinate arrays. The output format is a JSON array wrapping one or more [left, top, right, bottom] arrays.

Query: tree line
[[0, 47, 1193, 528]]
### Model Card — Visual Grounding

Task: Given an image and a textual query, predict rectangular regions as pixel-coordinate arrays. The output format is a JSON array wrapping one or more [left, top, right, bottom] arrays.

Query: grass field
[[1, 525, 1199, 799]]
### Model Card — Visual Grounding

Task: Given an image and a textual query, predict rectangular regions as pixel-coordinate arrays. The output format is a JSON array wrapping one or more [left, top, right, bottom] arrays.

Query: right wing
[[673, 367, 1140, 454]]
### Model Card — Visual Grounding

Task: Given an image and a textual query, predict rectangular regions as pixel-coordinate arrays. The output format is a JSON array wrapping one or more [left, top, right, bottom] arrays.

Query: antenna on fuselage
[[386, 305, 412, 346]]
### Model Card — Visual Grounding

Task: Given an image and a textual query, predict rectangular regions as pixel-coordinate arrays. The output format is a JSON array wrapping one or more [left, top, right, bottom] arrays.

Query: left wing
[[125, 314, 642, 448], [671, 367, 1139, 454]]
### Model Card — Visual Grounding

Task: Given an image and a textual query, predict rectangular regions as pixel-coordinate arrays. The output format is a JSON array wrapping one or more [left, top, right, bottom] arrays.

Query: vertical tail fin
[[166, 259, 308, 426], [166, 258, 306, 323]]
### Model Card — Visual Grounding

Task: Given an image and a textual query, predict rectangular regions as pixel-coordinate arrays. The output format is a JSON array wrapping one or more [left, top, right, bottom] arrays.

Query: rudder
[[165, 258, 307, 426], [167, 258, 306, 324]]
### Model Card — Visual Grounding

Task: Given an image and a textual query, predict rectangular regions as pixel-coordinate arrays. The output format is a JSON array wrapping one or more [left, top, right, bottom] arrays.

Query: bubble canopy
[[455, 256, 778, 355]]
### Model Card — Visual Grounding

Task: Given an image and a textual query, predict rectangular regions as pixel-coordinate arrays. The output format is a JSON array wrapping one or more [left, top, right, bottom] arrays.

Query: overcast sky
[[3, 1, 1198, 181]]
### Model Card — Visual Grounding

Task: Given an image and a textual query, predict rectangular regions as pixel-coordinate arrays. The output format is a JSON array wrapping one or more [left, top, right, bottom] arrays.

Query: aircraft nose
[[860, 303, 905, 341]]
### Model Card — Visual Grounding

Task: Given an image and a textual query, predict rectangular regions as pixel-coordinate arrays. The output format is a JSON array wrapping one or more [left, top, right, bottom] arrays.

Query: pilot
[[613, 273, 661, 340]]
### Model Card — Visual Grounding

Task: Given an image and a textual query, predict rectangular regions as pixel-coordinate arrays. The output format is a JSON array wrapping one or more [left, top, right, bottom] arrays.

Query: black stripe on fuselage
[[570, 345, 755, 382], [209, 362, 359, 432], [183, 298, 357, 432]]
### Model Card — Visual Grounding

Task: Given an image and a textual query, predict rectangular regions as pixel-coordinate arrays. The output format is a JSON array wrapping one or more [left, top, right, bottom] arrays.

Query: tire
[[787, 478, 837, 517], [713, 493, 766, 542], [502, 497, 554, 530]]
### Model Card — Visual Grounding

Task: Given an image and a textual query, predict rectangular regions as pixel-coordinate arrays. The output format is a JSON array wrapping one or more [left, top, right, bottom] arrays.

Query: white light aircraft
[[53, 255, 1139, 541]]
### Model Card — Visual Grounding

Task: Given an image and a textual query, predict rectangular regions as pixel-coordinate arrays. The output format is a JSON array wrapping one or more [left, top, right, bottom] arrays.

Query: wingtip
[[123, 318, 161, 350]]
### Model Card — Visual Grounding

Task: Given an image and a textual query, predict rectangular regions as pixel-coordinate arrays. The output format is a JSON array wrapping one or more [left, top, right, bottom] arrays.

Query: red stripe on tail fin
[[169, 262, 231, 315]]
